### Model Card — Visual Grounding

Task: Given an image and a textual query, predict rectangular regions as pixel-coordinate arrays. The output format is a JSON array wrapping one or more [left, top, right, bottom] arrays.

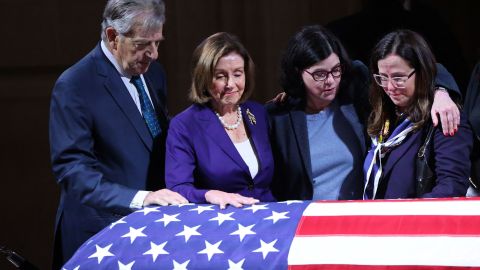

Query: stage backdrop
[[62, 198, 480, 270]]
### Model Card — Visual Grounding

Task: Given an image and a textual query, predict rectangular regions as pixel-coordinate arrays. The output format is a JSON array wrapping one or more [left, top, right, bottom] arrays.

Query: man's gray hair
[[101, 0, 165, 41]]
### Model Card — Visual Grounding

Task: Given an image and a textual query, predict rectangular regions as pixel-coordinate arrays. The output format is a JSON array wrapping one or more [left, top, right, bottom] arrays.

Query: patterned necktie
[[130, 75, 161, 138]]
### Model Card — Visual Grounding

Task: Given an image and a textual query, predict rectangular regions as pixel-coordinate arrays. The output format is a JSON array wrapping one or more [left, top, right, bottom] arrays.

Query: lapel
[[339, 103, 366, 154], [93, 44, 153, 151], [196, 104, 251, 178], [242, 103, 267, 179], [289, 108, 313, 180], [381, 129, 421, 176]]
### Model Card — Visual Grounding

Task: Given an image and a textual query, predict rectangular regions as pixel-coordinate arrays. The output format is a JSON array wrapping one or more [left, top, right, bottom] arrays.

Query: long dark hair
[[280, 25, 352, 101], [368, 29, 437, 137]]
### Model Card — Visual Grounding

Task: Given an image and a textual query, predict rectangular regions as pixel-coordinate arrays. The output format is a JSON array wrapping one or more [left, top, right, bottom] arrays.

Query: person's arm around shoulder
[[431, 63, 461, 136]]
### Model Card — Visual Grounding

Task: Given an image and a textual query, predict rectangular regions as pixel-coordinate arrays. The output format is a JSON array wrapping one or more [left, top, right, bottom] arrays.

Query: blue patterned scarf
[[363, 118, 415, 199]]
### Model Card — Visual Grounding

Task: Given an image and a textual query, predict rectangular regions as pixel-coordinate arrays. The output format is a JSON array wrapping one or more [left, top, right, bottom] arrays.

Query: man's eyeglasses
[[304, 65, 342, 82], [373, 70, 415, 88]]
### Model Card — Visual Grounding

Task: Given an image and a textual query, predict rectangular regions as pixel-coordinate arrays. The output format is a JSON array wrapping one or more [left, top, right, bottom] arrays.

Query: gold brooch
[[246, 109, 256, 125]]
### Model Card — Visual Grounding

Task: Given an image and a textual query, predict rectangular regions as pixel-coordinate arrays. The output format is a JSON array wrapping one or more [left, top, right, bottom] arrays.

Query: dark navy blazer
[[49, 43, 169, 267], [165, 101, 275, 203], [375, 114, 473, 199]]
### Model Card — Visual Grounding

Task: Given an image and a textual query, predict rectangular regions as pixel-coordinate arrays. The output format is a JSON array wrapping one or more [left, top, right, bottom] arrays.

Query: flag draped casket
[[62, 198, 480, 270]]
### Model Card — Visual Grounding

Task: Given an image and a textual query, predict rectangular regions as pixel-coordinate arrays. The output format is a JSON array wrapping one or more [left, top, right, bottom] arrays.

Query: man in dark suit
[[49, 0, 187, 268], [465, 61, 480, 194]]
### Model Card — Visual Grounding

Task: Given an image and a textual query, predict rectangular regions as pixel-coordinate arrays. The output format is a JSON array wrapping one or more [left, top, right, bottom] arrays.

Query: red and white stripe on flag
[[288, 197, 480, 270]]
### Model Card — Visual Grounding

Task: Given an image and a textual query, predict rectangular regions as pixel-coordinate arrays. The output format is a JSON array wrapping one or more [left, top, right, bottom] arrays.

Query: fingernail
[[450, 132, 454, 136]]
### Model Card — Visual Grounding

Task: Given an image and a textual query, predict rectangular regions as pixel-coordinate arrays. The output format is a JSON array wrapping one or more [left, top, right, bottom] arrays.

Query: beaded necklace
[[215, 106, 242, 130]]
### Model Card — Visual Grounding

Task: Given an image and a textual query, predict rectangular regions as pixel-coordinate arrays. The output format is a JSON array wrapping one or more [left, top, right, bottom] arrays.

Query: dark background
[[0, 0, 478, 269]]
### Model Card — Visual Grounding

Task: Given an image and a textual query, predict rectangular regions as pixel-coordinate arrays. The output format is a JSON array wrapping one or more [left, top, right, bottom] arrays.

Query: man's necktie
[[130, 75, 161, 138]]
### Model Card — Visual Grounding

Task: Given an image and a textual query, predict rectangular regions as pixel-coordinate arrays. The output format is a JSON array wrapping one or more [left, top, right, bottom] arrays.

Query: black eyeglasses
[[373, 69, 415, 88], [304, 65, 343, 82]]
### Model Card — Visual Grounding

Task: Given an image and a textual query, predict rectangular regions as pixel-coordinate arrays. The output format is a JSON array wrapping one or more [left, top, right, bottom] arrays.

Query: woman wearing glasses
[[267, 25, 461, 201], [364, 29, 472, 199]]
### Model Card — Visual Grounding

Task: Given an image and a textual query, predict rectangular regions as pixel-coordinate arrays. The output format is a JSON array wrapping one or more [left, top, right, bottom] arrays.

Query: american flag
[[63, 198, 480, 270]]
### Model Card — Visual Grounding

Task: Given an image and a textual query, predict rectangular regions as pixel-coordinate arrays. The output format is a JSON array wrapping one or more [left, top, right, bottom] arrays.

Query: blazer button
[[248, 184, 254, 190]]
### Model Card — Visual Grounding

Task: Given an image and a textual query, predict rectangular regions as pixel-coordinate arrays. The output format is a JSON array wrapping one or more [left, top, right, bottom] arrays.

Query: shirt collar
[[100, 40, 131, 78]]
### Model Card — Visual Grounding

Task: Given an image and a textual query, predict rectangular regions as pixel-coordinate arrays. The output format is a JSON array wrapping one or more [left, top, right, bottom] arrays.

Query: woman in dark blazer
[[165, 32, 275, 209], [267, 25, 369, 201], [268, 25, 461, 201], [364, 29, 473, 199]]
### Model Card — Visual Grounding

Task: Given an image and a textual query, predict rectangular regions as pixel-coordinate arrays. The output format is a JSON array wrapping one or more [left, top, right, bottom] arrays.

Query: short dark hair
[[368, 29, 437, 137], [189, 32, 255, 104], [280, 25, 352, 100]]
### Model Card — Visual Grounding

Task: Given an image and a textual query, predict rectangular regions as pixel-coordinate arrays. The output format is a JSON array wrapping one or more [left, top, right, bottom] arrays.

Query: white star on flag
[[88, 244, 114, 263], [109, 217, 126, 229], [137, 207, 161, 215], [230, 224, 256, 241], [121, 226, 147, 243], [264, 211, 290, 224], [155, 213, 180, 227], [175, 225, 201, 242], [243, 204, 268, 213], [189, 205, 215, 214], [227, 258, 245, 270], [279, 200, 303, 205], [198, 240, 224, 261], [253, 239, 279, 259], [172, 259, 190, 270], [117, 260, 135, 270], [209, 212, 235, 225], [143, 241, 169, 262]]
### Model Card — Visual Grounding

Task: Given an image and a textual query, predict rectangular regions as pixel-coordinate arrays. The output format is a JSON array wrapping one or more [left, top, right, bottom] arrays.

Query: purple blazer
[[165, 101, 276, 203], [374, 113, 473, 199]]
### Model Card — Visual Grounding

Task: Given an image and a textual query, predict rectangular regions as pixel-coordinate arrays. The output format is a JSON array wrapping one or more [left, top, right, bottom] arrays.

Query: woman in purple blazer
[[165, 32, 275, 208], [363, 30, 473, 199]]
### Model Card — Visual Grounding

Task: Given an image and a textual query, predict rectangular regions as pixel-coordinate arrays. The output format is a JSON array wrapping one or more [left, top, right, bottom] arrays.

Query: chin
[[223, 95, 242, 104], [138, 67, 150, 74], [221, 100, 239, 106]]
